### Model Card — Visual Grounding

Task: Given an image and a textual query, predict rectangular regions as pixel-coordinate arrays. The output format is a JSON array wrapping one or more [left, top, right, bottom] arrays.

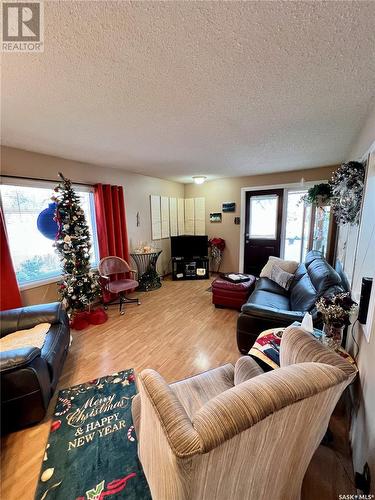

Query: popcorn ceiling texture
[[2, 1, 375, 182]]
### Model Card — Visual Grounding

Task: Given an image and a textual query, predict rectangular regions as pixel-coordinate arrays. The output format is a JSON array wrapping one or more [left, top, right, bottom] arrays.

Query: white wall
[[348, 147, 375, 487], [336, 102, 375, 488]]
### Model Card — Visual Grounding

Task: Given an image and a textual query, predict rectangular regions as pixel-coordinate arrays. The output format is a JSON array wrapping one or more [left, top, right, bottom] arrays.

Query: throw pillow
[[270, 264, 294, 290], [260, 256, 299, 278]]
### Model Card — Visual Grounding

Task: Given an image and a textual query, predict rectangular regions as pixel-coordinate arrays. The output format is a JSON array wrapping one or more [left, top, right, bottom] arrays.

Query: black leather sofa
[[0, 302, 70, 433], [237, 251, 344, 353]]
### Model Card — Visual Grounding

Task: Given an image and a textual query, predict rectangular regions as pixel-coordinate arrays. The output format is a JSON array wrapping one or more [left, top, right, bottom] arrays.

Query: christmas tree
[[52, 174, 101, 312]]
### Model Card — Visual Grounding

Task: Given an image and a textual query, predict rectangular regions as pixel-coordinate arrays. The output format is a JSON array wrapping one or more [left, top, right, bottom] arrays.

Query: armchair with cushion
[[0, 302, 70, 433], [237, 250, 345, 353], [132, 326, 356, 500]]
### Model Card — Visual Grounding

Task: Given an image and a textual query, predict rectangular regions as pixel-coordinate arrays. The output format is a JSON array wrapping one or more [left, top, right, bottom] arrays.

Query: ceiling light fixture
[[193, 176, 207, 185]]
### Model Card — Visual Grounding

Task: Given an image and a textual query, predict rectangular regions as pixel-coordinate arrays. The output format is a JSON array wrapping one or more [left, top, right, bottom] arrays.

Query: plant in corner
[[209, 237, 225, 273], [300, 183, 332, 207], [52, 173, 104, 330], [315, 292, 357, 350]]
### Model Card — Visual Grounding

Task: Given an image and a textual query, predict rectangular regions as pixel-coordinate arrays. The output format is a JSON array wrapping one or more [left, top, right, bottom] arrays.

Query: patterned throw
[[250, 327, 356, 370], [35, 370, 151, 500]]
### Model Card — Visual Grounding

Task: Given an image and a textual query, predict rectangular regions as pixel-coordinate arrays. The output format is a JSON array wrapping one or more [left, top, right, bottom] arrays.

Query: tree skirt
[[35, 370, 151, 500]]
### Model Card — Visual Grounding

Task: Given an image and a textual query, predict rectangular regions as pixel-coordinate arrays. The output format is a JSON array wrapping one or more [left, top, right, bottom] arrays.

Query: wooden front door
[[244, 189, 284, 276]]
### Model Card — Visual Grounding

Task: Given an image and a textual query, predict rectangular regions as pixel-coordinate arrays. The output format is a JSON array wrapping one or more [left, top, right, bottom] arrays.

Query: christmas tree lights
[[52, 173, 101, 312]]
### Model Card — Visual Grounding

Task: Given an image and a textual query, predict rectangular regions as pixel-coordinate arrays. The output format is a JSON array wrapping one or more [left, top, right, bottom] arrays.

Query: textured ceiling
[[2, 1, 375, 183]]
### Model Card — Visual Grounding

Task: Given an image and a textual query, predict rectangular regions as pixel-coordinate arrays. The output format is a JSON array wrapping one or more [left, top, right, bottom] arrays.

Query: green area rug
[[35, 369, 151, 500]]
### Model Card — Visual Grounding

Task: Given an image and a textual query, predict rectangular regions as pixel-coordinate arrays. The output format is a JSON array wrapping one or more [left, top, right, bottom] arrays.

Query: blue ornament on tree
[[37, 202, 59, 240]]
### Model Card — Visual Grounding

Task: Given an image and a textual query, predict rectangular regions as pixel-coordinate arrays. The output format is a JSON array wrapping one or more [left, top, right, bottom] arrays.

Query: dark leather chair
[[237, 251, 345, 353], [0, 302, 70, 433]]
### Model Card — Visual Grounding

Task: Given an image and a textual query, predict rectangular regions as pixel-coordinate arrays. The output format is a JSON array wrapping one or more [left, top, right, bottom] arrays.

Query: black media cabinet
[[172, 257, 209, 280]]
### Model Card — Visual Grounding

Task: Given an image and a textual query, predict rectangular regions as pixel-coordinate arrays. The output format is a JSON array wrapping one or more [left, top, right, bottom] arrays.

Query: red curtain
[[0, 207, 22, 311], [94, 184, 130, 302], [94, 184, 130, 261]]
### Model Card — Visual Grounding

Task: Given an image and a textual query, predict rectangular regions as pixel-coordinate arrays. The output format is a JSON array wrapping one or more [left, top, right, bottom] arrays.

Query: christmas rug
[[35, 370, 151, 500]]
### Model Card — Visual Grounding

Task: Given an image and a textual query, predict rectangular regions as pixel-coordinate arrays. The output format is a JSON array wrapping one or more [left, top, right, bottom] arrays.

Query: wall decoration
[[136, 212, 140, 227], [184, 198, 195, 234], [177, 198, 185, 235], [234, 216, 240, 225], [222, 202, 236, 212], [329, 161, 366, 225], [210, 212, 222, 223], [151, 196, 206, 238], [169, 198, 178, 236], [194, 197, 205, 235], [160, 196, 170, 239], [37, 202, 58, 240], [150, 195, 161, 240]]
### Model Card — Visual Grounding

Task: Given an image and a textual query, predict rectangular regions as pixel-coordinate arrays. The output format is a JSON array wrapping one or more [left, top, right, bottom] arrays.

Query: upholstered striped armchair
[[132, 326, 356, 500]]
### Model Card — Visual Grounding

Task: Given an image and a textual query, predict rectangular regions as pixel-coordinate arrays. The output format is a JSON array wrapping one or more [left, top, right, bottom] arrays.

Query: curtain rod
[[0, 174, 93, 188]]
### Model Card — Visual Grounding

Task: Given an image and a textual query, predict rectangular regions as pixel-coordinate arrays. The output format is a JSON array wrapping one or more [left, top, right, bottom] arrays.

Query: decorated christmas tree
[[52, 174, 101, 312]]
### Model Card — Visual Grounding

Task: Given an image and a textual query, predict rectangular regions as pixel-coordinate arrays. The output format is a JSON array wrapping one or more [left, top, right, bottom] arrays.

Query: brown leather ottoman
[[212, 275, 256, 310]]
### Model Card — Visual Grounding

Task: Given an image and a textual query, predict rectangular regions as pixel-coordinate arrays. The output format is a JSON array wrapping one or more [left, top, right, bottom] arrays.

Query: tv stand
[[172, 256, 209, 280]]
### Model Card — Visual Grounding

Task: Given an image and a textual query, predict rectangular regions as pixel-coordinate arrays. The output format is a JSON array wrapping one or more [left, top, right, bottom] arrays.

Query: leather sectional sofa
[[0, 302, 70, 433], [237, 251, 345, 353]]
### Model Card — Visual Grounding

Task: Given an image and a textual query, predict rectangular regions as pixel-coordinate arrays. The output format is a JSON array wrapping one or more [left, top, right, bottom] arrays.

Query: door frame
[[239, 180, 327, 273]]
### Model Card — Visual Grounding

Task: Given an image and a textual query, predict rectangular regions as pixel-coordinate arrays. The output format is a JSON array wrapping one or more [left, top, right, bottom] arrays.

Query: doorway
[[243, 189, 283, 275], [241, 184, 336, 275]]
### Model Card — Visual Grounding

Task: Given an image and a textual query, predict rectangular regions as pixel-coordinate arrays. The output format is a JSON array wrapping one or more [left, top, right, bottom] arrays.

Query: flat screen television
[[171, 235, 208, 259]]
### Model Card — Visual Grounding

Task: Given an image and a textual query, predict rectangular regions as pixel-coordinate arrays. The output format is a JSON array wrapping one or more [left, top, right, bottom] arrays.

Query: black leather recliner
[[0, 302, 70, 433], [237, 251, 344, 353]]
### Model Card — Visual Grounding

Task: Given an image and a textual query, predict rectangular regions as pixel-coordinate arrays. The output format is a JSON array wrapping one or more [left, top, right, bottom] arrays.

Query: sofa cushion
[[242, 289, 290, 313], [270, 265, 294, 290], [171, 364, 234, 419], [289, 263, 307, 290], [289, 274, 318, 311], [255, 277, 289, 297], [234, 356, 264, 385], [307, 258, 342, 294], [260, 256, 299, 278]]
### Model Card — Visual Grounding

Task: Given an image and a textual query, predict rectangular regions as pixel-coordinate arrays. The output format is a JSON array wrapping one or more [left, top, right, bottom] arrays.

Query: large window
[[0, 180, 99, 287]]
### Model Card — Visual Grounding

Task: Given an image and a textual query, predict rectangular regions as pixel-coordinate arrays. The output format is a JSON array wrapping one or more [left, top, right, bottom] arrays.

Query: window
[[284, 188, 332, 262], [0, 180, 99, 287], [249, 194, 279, 239], [284, 190, 311, 262]]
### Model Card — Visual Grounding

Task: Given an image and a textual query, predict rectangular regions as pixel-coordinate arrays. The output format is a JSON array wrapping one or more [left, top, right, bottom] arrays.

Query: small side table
[[130, 251, 162, 292]]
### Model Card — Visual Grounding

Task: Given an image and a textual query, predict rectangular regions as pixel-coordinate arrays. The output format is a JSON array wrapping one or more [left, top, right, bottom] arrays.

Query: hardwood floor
[[1, 278, 355, 499]]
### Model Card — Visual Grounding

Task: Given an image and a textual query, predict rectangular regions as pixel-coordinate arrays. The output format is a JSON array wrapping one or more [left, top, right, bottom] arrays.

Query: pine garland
[[329, 161, 365, 225], [52, 174, 101, 312]]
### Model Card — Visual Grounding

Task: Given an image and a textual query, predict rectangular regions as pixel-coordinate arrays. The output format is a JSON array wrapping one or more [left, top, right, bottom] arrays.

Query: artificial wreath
[[329, 161, 365, 225]]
